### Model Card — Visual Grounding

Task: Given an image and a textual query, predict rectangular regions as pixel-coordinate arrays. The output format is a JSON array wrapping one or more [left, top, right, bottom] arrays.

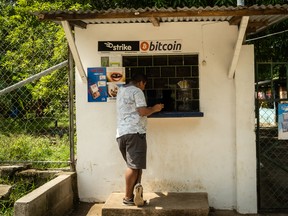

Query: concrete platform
[[69, 202, 288, 216], [102, 192, 209, 216]]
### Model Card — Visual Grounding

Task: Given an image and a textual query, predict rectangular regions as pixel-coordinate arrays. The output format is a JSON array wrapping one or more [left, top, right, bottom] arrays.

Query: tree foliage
[[0, 0, 287, 118], [0, 0, 68, 117], [247, 20, 288, 62]]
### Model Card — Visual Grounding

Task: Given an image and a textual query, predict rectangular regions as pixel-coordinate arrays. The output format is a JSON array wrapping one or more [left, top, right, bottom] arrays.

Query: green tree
[[0, 0, 69, 118], [1, 0, 287, 118], [247, 21, 288, 62]]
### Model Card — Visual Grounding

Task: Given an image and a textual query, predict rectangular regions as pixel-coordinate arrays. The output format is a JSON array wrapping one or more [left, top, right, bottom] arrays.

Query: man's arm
[[137, 104, 164, 117]]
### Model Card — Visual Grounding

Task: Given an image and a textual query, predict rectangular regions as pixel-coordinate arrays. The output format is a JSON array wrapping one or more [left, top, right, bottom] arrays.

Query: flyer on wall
[[87, 67, 108, 102], [278, 103, 288, 139], [106, 67, 125, 102], [101, 55, 122, 67]]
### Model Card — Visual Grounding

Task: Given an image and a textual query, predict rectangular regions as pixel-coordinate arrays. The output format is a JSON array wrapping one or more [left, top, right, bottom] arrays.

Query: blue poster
[[87, 67, 108, 102], [278, 103, 288, 139]]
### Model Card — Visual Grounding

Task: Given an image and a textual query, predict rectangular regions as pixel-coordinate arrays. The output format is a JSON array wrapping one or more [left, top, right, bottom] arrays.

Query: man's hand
[[152, 103, 164, 112], [137, 103, 164, 116]]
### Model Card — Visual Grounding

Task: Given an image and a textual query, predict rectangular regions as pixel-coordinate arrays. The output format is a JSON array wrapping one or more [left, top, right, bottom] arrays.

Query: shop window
[[123, 55, 203, 117]]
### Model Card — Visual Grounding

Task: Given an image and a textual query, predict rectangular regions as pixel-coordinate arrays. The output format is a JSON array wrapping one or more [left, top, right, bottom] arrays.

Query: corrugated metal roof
[[35, 5, 288, 35]]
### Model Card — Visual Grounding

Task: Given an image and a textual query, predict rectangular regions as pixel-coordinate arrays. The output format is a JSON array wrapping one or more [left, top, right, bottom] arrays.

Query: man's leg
[[136, 169, 142, 184], [133, 169, 145, 207], [125, 168, 139, 199]]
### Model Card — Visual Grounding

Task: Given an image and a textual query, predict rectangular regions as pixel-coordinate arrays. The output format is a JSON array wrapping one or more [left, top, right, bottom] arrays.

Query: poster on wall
[[278, 103, 288, 139], [101, 55, 122, 67], [106, 67, 125, 102], [87, 67, 108, 102]]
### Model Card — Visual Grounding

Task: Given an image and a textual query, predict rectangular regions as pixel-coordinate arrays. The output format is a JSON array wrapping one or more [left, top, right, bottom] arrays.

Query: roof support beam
[[69, 20, 87, 29], [228, 16, 249, 79], [61, 21, 87, 83], [149, 17, 160, 27], [229, 16, 242, 25]]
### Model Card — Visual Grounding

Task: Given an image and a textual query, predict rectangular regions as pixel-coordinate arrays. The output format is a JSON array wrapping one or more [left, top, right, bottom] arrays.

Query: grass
[[0, 174, 56, 216], [0, 116, 73, 215], [0, 133, 71, 168], [0, 115, 72, 168], [0, 177, 38, 216]]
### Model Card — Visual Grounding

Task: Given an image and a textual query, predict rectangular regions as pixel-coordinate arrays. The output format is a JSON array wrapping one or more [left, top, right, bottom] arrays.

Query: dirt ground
[[68, 202, 288, 216]]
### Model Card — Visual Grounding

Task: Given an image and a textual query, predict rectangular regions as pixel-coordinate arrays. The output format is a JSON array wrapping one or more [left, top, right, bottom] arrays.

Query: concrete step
[[0, 184, 12, 200], [102, 192, 209, 216], [0, 165, 27, 178]]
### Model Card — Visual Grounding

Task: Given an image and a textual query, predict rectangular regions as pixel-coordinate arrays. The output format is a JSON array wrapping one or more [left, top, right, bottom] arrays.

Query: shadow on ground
[[68, 202, 288, 216]]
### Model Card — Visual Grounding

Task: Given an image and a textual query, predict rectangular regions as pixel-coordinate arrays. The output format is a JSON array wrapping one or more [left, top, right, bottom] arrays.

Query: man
[[116, 73, 164, 206]]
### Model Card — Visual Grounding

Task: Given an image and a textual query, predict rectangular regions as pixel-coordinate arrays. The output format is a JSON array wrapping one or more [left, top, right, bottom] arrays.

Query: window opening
[[123, 54, 201, 117]]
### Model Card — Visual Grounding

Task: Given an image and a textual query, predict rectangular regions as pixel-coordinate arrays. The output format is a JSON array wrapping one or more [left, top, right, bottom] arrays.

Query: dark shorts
[[117, 133, 147, 169]]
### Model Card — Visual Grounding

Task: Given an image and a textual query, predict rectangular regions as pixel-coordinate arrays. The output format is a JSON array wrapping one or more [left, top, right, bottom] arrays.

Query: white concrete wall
[[74, 22, 256, 213], [235, 45, 257, 213]]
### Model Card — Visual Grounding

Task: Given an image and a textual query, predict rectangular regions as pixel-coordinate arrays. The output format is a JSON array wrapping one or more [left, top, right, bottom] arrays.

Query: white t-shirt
[[116, 85, 147, 138]]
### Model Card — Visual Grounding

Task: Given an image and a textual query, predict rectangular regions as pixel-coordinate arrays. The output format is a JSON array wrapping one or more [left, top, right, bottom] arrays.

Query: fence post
[[68, 46, 76, 172]]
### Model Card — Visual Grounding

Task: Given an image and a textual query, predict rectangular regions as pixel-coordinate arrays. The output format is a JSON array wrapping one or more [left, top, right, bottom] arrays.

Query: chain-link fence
[[255, 62, 288, 212], [0, 5, 73, 169]]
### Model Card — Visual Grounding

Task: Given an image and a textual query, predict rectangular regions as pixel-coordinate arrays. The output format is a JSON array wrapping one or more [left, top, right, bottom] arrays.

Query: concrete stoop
[[102, 192, 209, 216]]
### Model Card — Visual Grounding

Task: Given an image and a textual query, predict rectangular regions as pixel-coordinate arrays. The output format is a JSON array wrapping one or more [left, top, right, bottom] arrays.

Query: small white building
[[37, 5, 288, 214]]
